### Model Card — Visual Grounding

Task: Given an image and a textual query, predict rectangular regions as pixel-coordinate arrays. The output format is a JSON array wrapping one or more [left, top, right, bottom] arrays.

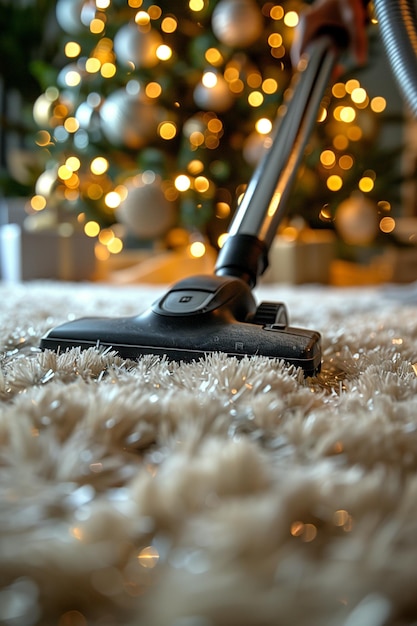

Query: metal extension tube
[[215, 37, 337, 286]]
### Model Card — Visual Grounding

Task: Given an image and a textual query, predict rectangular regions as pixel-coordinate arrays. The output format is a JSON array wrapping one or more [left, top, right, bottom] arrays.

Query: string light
[[175, 175, 191, 192], [380, 216, 395, 233], [283, 11, 299, 27], [156, 45, 172, 61], [189, 241, 206, 257], [90, 157, 109, 175], [31, 195, 47, 211], [189, 0, 205, 11], [65, 42, 81, 58], [84, 221, 101, 237]]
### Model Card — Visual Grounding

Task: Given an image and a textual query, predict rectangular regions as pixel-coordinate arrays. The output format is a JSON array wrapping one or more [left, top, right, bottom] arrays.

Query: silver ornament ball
[[99, 90, 164, 149], [193, 74, 234, 113], [114, 23, 162, 68], [117, 181, 176, 240], [335, 194, 379, 245], [212, 0, 264, 48]]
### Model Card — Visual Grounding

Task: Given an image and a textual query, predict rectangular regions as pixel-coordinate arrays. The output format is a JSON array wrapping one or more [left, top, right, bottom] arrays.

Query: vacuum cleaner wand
[[40, 38, 337, 377], [215, 36, 337, 287]]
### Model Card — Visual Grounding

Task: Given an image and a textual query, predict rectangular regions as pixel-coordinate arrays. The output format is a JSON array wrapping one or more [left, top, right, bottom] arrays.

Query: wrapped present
[[0, 223, 96, 282], [262, 228, 336, 284], [0, 197, 96, 282]]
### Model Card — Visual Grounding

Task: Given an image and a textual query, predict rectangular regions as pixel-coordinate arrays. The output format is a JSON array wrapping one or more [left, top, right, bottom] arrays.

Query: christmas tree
[[25, 0, 404, 265]]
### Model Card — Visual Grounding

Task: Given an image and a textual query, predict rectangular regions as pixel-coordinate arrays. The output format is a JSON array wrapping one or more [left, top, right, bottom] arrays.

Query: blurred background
[[0, 0, 416, 284]]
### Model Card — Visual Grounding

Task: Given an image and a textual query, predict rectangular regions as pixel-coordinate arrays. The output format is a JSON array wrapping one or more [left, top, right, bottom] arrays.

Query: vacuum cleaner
[[40, 37, 339, 377], [41, 1, 417, 376]]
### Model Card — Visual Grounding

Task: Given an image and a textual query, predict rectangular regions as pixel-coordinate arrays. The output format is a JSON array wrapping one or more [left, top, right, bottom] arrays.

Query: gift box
[[0, 223, 96, 282], [375, 246, 417, 283], [0, 197, 96, 282], [262, 229, 336, 284]]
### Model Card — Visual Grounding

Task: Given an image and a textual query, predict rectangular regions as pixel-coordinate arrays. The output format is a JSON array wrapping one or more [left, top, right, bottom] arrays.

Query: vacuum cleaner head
[[40, 274, 321, 377], [40, 38, 337, 378]]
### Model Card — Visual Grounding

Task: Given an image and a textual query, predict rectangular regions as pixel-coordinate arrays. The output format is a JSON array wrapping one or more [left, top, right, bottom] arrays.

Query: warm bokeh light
[[65, 42, 81, 58], [86, 58, 101, 73], [345, 79, 360, 93], [135, 10, 150, 25], [262, 78, 278, 94], [326, 175, 343, 191], [64, 117, 79, 133], [90, 18, 105, 34], [339, 154, 354, 170], [58, 165, 72, 181], [334, 106, 356, 123], [351, 87, 367, 105], [146, 82, 162, 98], [380, 216, 395, 233], [248, 91, 264, 107], [217, 232, 229, 248], [283, 11, 299, 27], [358, 176, 374, 192], [175, 175, 191, 191], [101, 62, 117, 78], [30, 195, 47, 211], [189, 241, 206, 257], [256, 118, 273, 134], [332, 83, 346, 98], [104, 191, 121, 208], [188, 159, 204, 175], [158, 121, 177, 140], [161, 16, 177, 33], [205, 48, 223, 66], [270, 5, 284, 19], [370, 96, 387, 113], [107, 237, 123, 253], [156, 45, 172, 61], [90, 156, 109, 175], [202, 71, 218, 88], [194, 176, 210, 192], [320, 149, 336, 168], [189, 0, 205, 10], [268, 33, 283, 48], [64, 70, 81, 87], [84, 221, 100, 237]]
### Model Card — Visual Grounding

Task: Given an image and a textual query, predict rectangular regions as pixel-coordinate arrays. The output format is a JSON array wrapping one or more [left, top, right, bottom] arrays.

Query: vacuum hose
[[374, 0, 417, 117]]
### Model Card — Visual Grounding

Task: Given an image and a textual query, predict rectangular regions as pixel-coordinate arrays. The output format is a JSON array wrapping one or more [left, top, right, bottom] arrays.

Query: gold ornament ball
[[99, 90, 164, 149], [335, 194, 379, 245], [116, 181, 176, 240], [114, 23, 162, 68], [211, 0, 264, 48]]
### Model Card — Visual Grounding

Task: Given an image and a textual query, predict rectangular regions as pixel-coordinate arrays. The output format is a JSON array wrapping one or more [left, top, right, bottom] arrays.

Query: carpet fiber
[[1, 280, 417, 626]]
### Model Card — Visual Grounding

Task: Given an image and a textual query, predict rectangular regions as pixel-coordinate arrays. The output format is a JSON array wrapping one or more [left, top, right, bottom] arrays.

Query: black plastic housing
[[41, 275, 321, 376]]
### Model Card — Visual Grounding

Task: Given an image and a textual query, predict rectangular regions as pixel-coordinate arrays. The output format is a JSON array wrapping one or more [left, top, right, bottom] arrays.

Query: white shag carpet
[[1, 279, 417, 626]]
